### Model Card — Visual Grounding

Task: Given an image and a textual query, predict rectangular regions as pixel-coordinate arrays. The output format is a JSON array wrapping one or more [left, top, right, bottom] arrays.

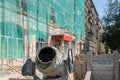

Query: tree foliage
[[102, 1, 120, 52]]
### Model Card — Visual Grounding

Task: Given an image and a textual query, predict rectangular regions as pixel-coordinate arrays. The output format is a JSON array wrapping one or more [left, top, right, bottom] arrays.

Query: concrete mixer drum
[[36, 46, 64, 77]]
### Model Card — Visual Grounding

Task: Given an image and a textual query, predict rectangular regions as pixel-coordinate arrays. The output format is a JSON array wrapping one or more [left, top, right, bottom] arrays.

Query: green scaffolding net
[[75, 0, 85, 42], [40, 0, 85, 42], [0, 0, 24, 59], [0, 0, 85, 59], [27, 0, 50, 43]]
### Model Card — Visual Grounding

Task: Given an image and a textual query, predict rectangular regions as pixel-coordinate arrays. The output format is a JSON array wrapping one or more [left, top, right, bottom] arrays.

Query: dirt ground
[[0, 68, 33, 80]]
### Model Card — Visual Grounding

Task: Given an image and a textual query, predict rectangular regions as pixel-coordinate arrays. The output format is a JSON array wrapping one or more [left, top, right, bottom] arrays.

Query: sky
[[93, 0, 107, 20]]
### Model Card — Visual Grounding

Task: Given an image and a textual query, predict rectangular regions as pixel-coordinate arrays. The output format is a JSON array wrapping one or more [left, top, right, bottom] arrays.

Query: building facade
[[0, 0, 105, 65], [85, 0, 105, 54], [0, 0, 85, 61]]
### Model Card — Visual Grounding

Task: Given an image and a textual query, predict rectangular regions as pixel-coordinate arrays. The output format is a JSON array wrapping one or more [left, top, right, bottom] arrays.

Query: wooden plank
[[91, 54, 113, 58], [92, 71, 113, 76], [68, 73, 75, 80], [92, 65, 113, 71], [84, 71, 91, 80], [74, 55, 82, 80], [92, 60, 113, 66], [93, 75, 113, 80]]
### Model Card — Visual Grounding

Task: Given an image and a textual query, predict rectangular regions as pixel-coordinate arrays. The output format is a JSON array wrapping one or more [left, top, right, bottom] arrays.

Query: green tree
[[102, 0, 120, 53]]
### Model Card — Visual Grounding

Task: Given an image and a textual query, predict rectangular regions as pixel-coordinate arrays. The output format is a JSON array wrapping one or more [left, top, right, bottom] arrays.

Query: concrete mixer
[[22, 46, 74, 80]]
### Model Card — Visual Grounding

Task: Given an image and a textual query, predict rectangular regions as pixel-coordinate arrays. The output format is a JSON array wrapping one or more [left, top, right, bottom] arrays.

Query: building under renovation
[[0, 0, 85, 60], [0, 0, 108, 80]]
